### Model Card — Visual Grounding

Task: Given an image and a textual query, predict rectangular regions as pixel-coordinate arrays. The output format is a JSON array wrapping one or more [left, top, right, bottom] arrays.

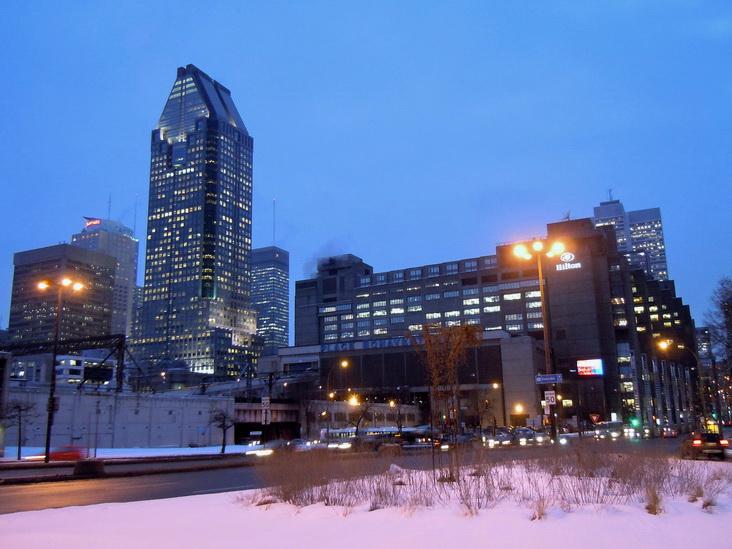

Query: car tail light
[[692, 439, 702, 446], [721, 439, 729, 446]]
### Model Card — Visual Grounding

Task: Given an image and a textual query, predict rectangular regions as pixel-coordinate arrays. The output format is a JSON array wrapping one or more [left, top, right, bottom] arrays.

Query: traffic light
[[630, 417, 640, 428]]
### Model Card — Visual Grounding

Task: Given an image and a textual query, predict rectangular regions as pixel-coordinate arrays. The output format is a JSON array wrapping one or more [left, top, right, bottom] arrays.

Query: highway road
[[0, 438, 685, 515]]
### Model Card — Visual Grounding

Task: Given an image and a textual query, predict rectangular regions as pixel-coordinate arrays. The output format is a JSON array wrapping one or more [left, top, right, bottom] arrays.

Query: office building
[[251, 246, 290, 356], [593, 199, 669, 280], [8, 244, 116, 343], [71, 217, 139, 336], [295, 218, 697, 430], [134, 64, 257, 380]]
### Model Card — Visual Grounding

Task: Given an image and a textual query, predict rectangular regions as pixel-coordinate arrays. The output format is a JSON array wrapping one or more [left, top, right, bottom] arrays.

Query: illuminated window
[[483, 305, 500, 313], [463, 298, 480, 306], [426, 312, 442, 320], [464, 308, 480, 316], [484, 295, 499, 303], [445, 311, 460, 318], [503, 293, 521, 301]]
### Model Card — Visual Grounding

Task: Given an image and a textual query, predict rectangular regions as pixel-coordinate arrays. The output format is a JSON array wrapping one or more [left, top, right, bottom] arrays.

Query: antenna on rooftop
[[133, 194, 138, 236], [107, 193, 112, 220], [563, 210, 571, 221], [273, 198, 276, 246], [608, 188, 614, 201]]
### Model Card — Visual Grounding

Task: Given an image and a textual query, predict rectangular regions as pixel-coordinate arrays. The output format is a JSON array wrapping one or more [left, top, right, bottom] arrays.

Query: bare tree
[[210, 409, 235, 454], [1, 401, 37, 460], [348, 399, 374, 437], [705, 277, 732, 421], [409, 324, 481, 477], [706, 277, 732, 360]]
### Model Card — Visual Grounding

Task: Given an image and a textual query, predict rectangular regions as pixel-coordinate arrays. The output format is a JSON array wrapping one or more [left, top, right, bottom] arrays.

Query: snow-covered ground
[[1, 458, 730, 549], [0, 488, 730, 549], [2, 445, 253, 460]]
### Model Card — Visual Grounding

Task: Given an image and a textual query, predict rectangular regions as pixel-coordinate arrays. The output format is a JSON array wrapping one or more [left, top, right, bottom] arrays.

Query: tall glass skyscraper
[[251, 246, 290, 355], [135, 65, 257, 379], [593, 199, 669, 280], [72, 218, 139, 337]]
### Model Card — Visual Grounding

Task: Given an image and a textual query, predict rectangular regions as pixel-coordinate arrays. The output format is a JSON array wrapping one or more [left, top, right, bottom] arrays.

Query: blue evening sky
[[1, 2, 731, 336]]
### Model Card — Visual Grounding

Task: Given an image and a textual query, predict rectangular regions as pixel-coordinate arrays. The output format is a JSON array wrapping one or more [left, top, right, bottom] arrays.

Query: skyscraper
[[8, 244, 116, 343], [71, 217, 139, 336], [135, 65, 257, 379], [593, 199, 668, 280], [251, 247, 290, 356]]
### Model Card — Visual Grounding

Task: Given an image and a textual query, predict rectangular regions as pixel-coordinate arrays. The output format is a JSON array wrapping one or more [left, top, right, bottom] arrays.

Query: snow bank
[[0, 488, 730, 549]]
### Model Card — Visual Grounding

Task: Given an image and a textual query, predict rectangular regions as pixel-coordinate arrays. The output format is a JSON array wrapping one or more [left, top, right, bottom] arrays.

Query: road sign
[[544, 390, 556, 406], [261, 397, 271, 425], [590, 413, 601, 424], [535, 373, 563, 385], [544, 405, 551, 416]]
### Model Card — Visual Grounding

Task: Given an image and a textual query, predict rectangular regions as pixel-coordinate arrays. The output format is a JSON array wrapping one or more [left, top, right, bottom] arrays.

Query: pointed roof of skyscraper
[[156, 64, 248, 142]]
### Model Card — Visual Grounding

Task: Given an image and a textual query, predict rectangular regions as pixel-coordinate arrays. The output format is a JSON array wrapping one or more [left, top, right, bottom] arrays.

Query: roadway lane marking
[[191, 485, 254, 495]]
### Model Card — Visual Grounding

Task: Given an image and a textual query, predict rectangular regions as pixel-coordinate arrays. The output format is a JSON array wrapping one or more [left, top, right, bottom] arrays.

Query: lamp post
[[657, 339, 723, 433], [513, 239, 565, 440], [325, 359, 349, 440], [37, 277, 85, 463]]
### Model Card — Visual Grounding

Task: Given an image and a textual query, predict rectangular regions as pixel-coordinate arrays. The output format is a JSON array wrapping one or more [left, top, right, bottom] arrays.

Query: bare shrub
[[644, 485, 662, 515]]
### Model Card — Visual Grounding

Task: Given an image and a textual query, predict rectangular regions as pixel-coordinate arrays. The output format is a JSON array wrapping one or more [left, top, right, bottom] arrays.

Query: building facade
[[295, 219, 696, 430], [8, 244, 116, 343], [134, 65, 257, 380], [251, 246, 290, 356], [72, 217, 139, 337], [593, 199, 669, 280]]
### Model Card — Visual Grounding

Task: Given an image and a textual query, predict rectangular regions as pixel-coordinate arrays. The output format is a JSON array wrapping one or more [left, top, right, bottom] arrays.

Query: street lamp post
[[325, 359, 349, 440], [513, 240, 565, 440], [37, 277, 85, 463], [658, 339, 723, 433]]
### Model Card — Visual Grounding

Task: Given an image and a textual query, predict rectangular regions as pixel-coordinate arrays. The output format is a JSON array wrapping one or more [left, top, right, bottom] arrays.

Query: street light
[[37, 277, 85, 463], [325, 359, 350, 440], [513, 239, 565, 439], [657, 338, 722, 432]]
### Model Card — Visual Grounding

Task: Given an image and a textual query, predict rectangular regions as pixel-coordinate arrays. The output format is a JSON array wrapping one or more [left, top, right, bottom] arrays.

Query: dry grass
[[247, 444, 731, 520]]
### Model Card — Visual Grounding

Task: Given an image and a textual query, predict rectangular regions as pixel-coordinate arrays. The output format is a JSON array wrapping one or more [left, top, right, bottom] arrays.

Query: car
[[513, 427, 537, 446], [594, 420, 623, 440], [483, 427, 514, 448], [680, 432, 728, 460], [24, 445, 86, 462], [661, 426, 679, 438]]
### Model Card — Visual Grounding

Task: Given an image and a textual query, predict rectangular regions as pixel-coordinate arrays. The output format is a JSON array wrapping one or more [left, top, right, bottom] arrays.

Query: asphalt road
[[0, 438, 686, 515]]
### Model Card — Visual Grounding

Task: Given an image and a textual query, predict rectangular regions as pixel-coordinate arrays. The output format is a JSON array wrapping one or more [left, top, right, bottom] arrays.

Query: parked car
[[680, 432, 728, 460], [661, 426, 679, 438]]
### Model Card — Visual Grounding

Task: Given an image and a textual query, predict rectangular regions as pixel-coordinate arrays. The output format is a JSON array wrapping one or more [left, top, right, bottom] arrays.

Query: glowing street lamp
[[37, 277, 85, 463], [512, 239, 566, 440], [348, 394, 360, 407]]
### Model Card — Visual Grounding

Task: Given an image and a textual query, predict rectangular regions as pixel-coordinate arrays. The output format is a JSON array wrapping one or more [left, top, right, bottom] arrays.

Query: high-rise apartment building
[[135, 65, 257, 379], [251, 247, 289, 356], [8, 244, 116, 343], [593, 199, 668, 280], [71, 217, 139, 336]]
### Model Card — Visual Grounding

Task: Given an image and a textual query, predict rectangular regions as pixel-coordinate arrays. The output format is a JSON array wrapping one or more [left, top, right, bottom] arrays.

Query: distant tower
[[71, 218, 139, 336], [135, 65, 257, 379], [251, 247, 290, 355], [593, 199, 668, 280]]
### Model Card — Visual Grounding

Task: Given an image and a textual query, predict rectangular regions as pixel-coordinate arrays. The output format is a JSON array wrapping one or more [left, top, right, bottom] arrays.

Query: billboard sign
[[577, 358, 604, 376]]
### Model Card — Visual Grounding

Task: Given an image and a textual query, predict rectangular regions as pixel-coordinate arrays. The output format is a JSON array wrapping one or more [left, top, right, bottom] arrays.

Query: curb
[[0, 458, 258, 486], [0, 452, 243, 471]]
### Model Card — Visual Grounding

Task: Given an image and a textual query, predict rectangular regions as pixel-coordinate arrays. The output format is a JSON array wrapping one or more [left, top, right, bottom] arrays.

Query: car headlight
[[559, 438, 568, 445]]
